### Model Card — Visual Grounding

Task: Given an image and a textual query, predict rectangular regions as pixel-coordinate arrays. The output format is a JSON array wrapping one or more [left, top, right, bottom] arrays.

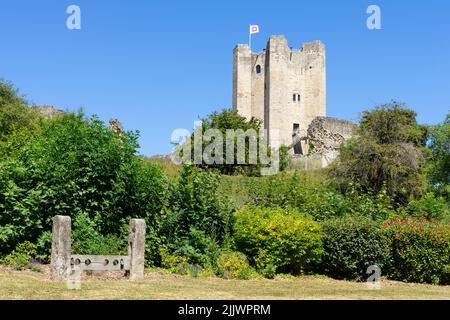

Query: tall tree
[[0, 80, 35, 142], [426, 113, 450, 197], [329, 102, 428, 204], [174, 108, 264, 175]]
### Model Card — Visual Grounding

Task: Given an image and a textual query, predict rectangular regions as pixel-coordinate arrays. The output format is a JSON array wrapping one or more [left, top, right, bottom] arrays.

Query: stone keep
[[232, 35, 326, 153]]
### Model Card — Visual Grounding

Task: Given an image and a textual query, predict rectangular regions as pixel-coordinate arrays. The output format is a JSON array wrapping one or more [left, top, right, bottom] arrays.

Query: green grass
[[1, 270, 449, 300]]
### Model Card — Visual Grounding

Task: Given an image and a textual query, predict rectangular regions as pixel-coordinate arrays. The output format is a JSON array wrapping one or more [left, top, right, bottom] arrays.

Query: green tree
[[0, 80, 37, 143], [426, 113, 450, 197], [0, 112, 167, 255], [177, 108, 265, 175], [159, 165, 234, 265], [329, 102, 428, 204]]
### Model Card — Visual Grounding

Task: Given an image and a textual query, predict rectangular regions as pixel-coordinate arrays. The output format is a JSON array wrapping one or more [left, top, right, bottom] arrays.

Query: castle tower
[[232, 35, 326, 154]]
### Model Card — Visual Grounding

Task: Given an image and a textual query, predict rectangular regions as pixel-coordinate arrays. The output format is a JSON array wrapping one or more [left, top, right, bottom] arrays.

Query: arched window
[[256, 65, 261, 74]]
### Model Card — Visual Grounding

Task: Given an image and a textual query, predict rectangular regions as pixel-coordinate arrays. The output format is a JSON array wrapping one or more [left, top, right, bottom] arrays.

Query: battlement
[[301, 40, 325, 54], [235, 36, 325, 56]]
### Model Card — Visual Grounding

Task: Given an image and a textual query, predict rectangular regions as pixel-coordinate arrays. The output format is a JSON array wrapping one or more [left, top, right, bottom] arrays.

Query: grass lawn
[[0, 269, 449, 300]]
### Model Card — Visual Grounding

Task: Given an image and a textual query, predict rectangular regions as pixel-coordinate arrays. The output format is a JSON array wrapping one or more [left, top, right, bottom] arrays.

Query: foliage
[[0, 80, 38, 143], [426, 114, 450, 197], [2, 241, 37, 270], [342, 184, 396, 221], [279, 145, 291, 172], [318, 216, 390, 281], [401, 192, 450, 222], [0, 112, 167, 255], [176, 108, 265, 175], [36, 231, 52, 263], [383, 219, 450, 285], [241, 172, 347, 221], [160, 165, 234, 266], [215, 251, 258, 279], [329, 102, 428, 204], [233, 206, 323, 277], [72, 213, 126, 255], [158, 244, 214, 277], [220, 171, 396, 222], [129, 159, 168, 265]]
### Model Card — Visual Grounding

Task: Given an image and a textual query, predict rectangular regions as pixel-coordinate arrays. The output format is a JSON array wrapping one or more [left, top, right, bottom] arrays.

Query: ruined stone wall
[[287, 116, 356, 169], [307, 116, 355, 155]]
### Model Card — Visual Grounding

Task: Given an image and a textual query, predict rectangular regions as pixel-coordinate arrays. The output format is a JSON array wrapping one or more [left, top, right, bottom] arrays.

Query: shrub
[[0, 112, 167, 256], [233, 206, 323, 277], [36, 231, 52, 263], [159, 245, 211, 277], [160, 165, 234, 266], [383, 218, 450, 285], [319, 216, 390, 281], [170, 228, 222, 267], [72, 213, 126, 255], [2, 241, 37, 270], [343, 184, 396, 221], [242, 172, 347, 221], [425, 114, 449, 197], [180, 108, 264, 176], [279, 145, 291, 172], [216, 251, 258, 280], [328, 102, 428, 204], [0, 80, 38, 143], [403, 192, 449, 222]]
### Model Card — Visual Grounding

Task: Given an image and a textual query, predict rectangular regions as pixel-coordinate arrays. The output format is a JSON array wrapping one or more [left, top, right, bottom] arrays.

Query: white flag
[[249, 25, 259, 34]]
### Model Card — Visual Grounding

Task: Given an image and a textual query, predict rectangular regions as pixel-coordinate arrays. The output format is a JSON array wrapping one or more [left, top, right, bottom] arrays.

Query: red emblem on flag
[[250, 25, 260, 34]]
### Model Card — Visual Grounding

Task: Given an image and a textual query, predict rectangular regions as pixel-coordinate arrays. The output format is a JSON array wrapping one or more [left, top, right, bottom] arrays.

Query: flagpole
[[248, 25, 251, 49]]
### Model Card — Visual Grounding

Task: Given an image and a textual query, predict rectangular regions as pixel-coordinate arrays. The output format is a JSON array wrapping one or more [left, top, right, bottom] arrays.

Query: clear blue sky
[[1, 0, 449, 156]]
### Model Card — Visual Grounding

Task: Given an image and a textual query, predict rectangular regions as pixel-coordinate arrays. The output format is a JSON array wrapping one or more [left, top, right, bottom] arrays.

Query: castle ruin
[[233, 35, 354, 167]]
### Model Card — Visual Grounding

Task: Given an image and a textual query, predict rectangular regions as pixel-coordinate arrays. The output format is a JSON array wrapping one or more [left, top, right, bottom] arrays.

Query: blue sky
[[1, 0, 449, 156]]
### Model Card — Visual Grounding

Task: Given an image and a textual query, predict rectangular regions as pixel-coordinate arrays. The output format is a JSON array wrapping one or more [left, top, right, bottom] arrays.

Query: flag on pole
[[249, 25, 259, 48], [249, 25, 260, 34]]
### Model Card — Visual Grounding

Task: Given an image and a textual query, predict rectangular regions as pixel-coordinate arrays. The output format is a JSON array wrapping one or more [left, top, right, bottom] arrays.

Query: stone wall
[[288, 116, 356, 169], [31, 105, 65, 118], [233, 35, 326, 149], [308, 116, 355, 155]]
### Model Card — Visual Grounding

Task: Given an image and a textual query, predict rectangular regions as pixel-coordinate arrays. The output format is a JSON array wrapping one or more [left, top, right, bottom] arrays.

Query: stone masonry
[[233, 35, 326, 152], [232, 35, 354, 168]]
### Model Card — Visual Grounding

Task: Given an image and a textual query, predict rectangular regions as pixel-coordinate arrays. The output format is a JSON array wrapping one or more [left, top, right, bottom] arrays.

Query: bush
[[403, 192, 449, 222], [319, 216, 390, 281], [0, 112, 167, 256], [170, 228, 222, 267], [0, 80, 38, 143], [279, 145, 291, 172], [233, 206, 323, 277], [71, 213, 126, 255], [180, 108, 264, 176], [158, 245, 213, 277], [328, 102, 428, 205], [242, 172, 347, 221], [160, 165, 234, 266], [2, 241, 37, 270], [343, 184, 396, 221], [383, 219, 450, 285], [36, 231, 52, 263], [216, 251, 258, 280]]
